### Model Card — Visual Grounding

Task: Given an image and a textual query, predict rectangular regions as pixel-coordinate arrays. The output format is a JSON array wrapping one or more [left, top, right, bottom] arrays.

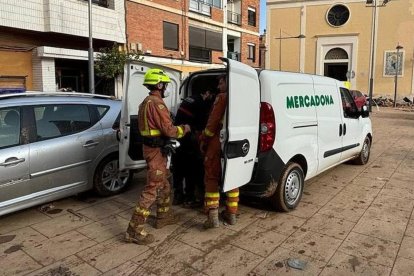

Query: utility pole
[[88, 0, 95, 94], [393, 44, 403, 107]]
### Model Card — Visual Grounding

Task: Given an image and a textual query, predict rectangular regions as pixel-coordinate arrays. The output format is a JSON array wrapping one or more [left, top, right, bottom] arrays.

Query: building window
[[189, 0, 211, 16], [326, 4, 350, 27], [248, 7, 256, 26], [248, 43, 255, 62], [163, 22, 179, 51], [189, 26, 222, 63]]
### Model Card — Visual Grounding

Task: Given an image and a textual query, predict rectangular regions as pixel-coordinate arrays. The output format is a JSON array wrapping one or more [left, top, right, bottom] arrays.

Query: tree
[[95, 45, 142, 80]]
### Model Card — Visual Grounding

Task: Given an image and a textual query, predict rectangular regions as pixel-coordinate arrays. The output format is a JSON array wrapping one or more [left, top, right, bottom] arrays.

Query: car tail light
[[259, 102, 275, 152]]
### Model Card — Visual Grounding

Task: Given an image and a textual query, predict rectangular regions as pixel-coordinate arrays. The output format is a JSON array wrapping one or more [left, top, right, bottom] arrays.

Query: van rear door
[[221, 59, 260, 192], [119, 61, 182, 170]]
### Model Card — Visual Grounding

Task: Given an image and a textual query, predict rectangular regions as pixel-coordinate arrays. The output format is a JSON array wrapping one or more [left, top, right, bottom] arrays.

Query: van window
[[340, 88, 358, 118]]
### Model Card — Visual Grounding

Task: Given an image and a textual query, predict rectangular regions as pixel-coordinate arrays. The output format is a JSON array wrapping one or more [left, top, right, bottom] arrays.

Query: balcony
[[227, 51, 240, 61], [227, 11, 241, 25], [189, 0, 211, 16]]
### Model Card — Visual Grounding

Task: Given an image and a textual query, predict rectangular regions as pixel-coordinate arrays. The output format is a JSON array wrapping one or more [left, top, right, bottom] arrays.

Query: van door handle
[[339, 124, 342, 136], [0, 157, 25, 167], [83, 141, 99, 148], [343, 123, 347, 136]]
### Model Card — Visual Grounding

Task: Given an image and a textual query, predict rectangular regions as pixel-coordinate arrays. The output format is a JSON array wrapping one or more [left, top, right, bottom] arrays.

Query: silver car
[[0, 92, 131, 216]]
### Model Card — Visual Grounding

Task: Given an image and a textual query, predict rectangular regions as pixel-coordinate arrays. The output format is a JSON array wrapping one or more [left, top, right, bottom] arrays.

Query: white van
[[119, 58, 372, 211]]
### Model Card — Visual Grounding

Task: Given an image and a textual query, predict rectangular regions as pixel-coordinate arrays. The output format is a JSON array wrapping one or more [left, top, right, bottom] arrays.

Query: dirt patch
[[0, 235, 16, 244], [47, 208, 63, 214], [348, 256, 361, 272], [4, 244, 23, 254], [275, 261, 284, 268]]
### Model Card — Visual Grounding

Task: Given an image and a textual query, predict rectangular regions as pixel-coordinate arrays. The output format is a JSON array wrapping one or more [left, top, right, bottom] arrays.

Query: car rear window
[[34, 104, 92, 140], [96, 105, 110, 119]]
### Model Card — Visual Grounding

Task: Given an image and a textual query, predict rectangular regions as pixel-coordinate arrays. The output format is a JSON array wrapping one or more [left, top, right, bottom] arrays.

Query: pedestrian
[[199, 74, 239, 228], [125, 68, 191, 245], [172, 89, 215, 208]]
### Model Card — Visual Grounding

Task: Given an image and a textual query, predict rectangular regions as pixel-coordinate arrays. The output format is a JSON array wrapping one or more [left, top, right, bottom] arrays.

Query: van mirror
[[361, 105, 369, 118]]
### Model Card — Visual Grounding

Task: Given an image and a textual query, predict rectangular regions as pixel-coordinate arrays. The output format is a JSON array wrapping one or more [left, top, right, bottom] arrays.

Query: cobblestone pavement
[[1, 108, 414, 276]]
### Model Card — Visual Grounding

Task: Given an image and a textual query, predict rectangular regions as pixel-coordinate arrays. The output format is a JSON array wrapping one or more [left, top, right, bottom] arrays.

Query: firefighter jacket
[[203, 92, 227, 139], [138, 92, 185, 140]]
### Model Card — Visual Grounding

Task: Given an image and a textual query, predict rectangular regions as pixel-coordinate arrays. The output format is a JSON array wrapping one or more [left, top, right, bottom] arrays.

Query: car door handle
[[343, 123, 347, 136], [83, 141, 99, 148], [339, 124, 342, 136], [0, 158, 25, 167]]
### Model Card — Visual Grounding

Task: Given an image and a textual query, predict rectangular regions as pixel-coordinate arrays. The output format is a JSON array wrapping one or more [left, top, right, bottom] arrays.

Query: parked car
[[349, 90, 367, 110], [0, 92, 131, 216]]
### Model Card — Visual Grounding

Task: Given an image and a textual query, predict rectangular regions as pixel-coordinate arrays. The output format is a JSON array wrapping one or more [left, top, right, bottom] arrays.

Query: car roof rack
[[0, 91, 115, 100]]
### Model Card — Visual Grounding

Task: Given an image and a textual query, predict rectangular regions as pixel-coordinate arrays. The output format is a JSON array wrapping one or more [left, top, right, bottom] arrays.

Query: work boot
[[221, 210, 237, 225], [155, 210, 179, 229], [203, 208, 219, 229], [125, 224, 155, 245]]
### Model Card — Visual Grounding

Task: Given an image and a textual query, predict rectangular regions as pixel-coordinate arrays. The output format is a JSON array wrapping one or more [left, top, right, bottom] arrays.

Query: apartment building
[[0, 0, 125, 94], [126, 0, 260, 72], [266, 0, 414, 99]]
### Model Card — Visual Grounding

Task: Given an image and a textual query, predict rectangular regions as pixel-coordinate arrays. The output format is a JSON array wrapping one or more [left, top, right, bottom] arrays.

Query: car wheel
[[270, 162, 304, 212], [94, 154, 132, 196], [353, 136, 371, 165]]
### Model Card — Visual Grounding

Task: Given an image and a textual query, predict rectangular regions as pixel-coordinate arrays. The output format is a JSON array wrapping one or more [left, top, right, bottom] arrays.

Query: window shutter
[[189, 26, 206, 48], [205, 30, 222, 51]]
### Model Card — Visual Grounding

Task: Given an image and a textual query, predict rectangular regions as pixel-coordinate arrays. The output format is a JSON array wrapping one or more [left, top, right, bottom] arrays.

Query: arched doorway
[[323, 47, 349, 81]]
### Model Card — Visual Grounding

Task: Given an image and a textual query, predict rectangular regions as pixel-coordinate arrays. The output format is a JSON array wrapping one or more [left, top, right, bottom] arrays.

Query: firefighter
[[172, 89, 215, 207], [125, 68, 191, 245], [199, 74, 239, 228]]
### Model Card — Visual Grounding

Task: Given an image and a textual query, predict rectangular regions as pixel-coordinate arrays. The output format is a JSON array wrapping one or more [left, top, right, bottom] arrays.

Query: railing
[[227, 51, 240, 61], [227, 10, 241, 25], [189, 0, 211, 16]]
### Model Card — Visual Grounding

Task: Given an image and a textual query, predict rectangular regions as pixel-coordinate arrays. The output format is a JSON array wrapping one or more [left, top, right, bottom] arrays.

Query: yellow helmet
[[143, 68, 171, 86]]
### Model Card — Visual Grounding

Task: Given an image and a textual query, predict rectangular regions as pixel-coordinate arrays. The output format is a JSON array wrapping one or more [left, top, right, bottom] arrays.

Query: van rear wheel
[[271, 162, 304, 212]]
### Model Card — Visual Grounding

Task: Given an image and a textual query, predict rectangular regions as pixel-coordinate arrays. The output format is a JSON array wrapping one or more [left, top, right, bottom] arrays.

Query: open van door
[[222, 58, 260, 192], [119, 61, 182, 170]]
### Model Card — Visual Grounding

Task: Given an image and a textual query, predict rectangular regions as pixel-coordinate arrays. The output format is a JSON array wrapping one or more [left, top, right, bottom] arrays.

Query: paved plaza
[[1, 108, 414, 276]]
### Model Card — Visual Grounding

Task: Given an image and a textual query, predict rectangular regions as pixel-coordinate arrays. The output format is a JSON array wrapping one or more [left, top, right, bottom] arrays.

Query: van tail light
[[259, 102, 275, 152]]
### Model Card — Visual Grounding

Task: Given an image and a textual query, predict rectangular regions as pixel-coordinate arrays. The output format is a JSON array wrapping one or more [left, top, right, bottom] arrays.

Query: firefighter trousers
[[203, 135, 239, 214]]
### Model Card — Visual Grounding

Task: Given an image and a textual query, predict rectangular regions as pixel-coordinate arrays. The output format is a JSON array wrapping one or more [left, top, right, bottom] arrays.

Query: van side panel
[[261, 71, 318, 180], [312, 75, 343, 172]]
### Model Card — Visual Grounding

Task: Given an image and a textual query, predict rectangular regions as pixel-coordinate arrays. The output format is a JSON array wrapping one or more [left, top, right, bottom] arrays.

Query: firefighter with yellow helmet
[[125, 68, 190, 245]]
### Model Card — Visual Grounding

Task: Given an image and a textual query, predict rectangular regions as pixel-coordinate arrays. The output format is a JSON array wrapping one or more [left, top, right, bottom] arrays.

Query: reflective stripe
[[205, 200, 219, 206], [226, 192, 239, 198], [157, 206, 169, 213], [177, 126, 184, 138], [135, 206, 151, 217], [226, 202, 238, 207], [205, 192, 220, 198], [204, 128, 215, 137], [140, 129, 161, 136]]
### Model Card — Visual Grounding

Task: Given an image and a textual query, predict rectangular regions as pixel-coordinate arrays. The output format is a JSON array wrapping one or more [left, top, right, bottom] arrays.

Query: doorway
[[324, 62, 348, 81]]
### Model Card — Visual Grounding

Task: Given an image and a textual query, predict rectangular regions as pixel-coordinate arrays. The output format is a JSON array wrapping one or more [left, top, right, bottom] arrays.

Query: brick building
[[0, 0, 125, 95], [126, 0, 260, 72]]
